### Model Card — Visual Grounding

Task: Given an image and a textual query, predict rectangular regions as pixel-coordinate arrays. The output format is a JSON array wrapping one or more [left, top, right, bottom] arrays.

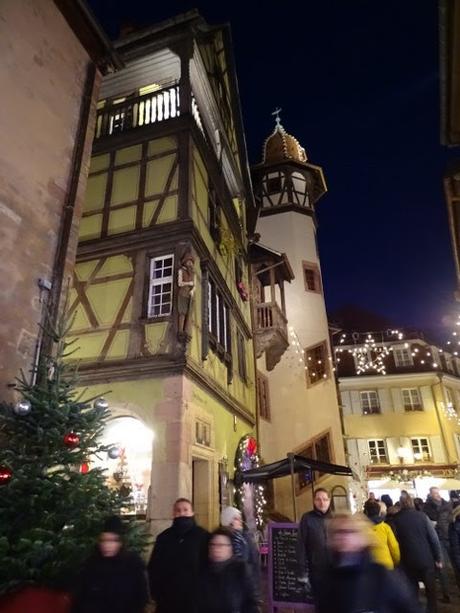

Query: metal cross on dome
[[272, 107, 282, 127]]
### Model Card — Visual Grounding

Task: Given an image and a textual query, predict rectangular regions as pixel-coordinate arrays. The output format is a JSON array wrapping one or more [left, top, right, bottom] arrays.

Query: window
[[257, 372, 271, 421], [266, 174, 282, 194], [208, 188, 221, 243], [368, 440, 388, 464], [402, 388, 423, 411], [304, 341, 329, 386], [297, 432, 333, 491], [237, 330, 247, 381], [208, 279, 231, 355], [446, 387, 456, 412], [195, 420, 211, 447], [303, 261, 322, 293], [411, 437, 431, 462], [360, 391, 381, 415], [147, 255, 174, 318], [393, 346, 413, 367]]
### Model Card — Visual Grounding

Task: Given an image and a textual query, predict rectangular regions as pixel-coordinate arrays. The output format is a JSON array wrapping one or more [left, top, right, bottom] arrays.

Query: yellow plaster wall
[[188, 380, 255, 479], [342, 377, 460, 464], [68, 255, 134, 361], [80, 136, 179, 242], [77, 378, 165, 432]]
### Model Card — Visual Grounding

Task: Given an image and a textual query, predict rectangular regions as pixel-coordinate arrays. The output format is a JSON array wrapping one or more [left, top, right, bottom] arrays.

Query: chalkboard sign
[[268, 522, 313, 611]]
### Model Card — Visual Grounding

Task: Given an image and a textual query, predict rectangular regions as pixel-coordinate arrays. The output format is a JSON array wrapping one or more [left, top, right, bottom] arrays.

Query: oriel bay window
[[147, 254, 174, 318], [208, 278, 231, 358]]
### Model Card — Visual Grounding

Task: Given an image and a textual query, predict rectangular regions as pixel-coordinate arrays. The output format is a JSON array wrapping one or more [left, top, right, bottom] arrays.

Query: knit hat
[[220, 506, 242, 527], [102, 515, 124, 535]]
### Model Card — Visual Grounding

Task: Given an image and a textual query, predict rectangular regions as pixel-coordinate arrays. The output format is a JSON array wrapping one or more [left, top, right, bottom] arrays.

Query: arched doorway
[[96, 416, 154, 516]]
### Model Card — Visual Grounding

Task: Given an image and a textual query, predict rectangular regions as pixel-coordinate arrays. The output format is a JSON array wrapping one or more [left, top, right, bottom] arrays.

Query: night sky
[[88, 0, 457, 338]]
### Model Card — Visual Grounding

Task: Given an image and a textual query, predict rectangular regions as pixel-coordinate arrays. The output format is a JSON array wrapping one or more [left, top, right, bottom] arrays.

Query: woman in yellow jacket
[[364, 500, 400, 569]]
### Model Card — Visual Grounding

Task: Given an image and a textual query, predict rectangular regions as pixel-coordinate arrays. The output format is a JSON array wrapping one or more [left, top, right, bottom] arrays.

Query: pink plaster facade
[[0, 0, 101, 398]]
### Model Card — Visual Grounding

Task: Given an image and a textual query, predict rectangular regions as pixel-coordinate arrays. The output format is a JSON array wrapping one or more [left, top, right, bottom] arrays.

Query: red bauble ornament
[[63, 432, 80, 448], [0, 466, 12, 485], [79, 462, 89, 474], [247, 437, 257, 457]]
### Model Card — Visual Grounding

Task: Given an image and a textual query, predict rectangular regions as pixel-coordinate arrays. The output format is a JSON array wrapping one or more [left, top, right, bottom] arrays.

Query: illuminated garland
[[288, 325, 336, 380], [335, 329, 451, 377], [234, 435, 266, 528]]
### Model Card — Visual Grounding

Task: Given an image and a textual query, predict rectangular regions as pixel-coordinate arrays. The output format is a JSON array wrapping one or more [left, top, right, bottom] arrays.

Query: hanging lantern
[[13, 399, 32, 416], [64, 432, 80, 448]]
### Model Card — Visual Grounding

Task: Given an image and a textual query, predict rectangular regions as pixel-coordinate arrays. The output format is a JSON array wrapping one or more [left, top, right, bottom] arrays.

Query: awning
[[236, 454, 352, 486]]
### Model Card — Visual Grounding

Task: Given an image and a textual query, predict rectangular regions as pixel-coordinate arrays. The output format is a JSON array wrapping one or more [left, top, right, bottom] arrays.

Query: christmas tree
[[0, 310, 146, 595]]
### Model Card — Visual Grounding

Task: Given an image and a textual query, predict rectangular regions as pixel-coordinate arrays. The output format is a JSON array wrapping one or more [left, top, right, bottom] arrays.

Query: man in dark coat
[[424, 486, 453, 602], [393, 495, 442, 613], [147, 498, 209, 613], [296, 487, 331, 599], [72, 515, 148, 613]]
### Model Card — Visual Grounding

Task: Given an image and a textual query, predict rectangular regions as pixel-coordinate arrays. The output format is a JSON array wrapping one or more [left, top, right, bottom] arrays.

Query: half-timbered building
[[69, 11, 256, 533]]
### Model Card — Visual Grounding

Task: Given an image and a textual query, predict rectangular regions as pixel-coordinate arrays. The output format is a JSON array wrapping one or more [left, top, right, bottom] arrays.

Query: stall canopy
[[236, 454, 353, 485]]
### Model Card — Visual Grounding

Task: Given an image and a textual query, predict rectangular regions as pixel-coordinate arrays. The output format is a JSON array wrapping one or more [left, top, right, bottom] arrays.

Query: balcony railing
[[255, 302, 289, 370], [255, 301, 287, 332], [95, 85, 180, 139]]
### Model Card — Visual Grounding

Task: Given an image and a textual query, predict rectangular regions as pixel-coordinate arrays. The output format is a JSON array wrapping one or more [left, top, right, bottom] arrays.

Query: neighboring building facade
[[68, 12, 257, 533], [251, 120, 347, 519], [337, 330, 460, 498], [0, 0, 119, 399]]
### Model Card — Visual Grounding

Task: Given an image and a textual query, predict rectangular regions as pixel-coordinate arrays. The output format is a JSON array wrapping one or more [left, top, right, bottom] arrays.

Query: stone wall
[[0, 0, 100, 398]]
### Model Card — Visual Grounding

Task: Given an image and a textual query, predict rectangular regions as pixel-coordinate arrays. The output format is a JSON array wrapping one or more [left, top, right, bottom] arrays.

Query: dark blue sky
[[88, 0, 458, 337]]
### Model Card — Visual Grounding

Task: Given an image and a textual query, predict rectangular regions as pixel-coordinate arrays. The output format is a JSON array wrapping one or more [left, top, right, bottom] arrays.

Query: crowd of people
[[70, 487, 460, 613], [298, 486, 460, 613]]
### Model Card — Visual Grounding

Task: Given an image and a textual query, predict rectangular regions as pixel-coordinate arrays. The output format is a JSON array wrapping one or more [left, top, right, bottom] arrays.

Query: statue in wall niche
[[177, 251, 196, 338]]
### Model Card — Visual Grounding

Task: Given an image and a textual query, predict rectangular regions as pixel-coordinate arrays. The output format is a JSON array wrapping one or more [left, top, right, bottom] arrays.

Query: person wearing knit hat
[[71, 515, 148, 613], [220, 506, 260, 595], [221, 506, 243, 529]]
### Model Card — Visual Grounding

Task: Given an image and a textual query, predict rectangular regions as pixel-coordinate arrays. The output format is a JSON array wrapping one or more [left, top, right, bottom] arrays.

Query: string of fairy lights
[[287, 319, 460, 428], [288, 325, 336, 381]]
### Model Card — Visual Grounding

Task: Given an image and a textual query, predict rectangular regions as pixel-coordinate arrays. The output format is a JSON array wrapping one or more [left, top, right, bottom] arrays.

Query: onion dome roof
[[263, 111, 307, 164]]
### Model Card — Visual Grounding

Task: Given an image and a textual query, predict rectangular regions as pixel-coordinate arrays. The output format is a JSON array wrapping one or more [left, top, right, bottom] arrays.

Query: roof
[[249, 242, 295, 282], [262, 121, 308, 164]]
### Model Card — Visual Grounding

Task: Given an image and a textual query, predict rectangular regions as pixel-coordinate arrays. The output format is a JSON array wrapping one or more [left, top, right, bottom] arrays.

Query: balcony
[[255, 302, 289, 371], [94, 86, 205, 141]]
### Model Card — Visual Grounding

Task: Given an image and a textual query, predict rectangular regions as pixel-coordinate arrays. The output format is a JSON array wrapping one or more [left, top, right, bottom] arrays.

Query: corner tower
[[251, 114, 346, 517]]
